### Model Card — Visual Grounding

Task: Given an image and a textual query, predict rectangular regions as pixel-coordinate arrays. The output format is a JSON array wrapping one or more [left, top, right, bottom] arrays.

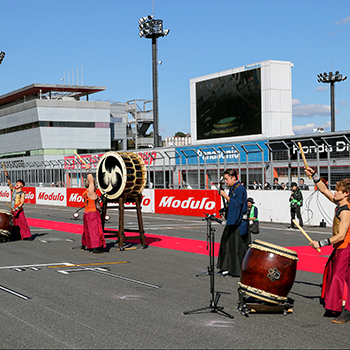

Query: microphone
[[204, 213, 225, 225], [212, 216, 225, 225]]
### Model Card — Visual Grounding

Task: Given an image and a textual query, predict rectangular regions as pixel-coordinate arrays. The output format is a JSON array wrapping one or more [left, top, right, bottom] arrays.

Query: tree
[[175, 131, 186, 138]]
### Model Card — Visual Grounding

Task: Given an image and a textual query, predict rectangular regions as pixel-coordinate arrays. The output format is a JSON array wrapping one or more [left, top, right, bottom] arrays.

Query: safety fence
[[1, 133, 350, 190]]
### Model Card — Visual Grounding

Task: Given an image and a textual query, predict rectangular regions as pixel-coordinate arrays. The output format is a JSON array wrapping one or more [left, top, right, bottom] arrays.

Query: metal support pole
[[152, 36, 159, 148], [330, 81, 335, 132]]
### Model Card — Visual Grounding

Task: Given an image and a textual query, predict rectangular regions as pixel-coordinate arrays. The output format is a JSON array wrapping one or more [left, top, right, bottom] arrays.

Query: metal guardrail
[[1, 137, 350, 190]]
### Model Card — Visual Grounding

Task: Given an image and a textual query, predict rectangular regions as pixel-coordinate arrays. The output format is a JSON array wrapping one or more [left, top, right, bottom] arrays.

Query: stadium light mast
[[0, 51, 5, 65], [317, 71, 347, 132], [138, 15, 169, 148]]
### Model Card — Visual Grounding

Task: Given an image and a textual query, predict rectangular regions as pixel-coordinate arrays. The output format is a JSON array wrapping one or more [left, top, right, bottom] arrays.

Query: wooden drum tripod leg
[[136, 193, 146, 247], [101, 197, 107, 231], [118, 195, 126, 249]]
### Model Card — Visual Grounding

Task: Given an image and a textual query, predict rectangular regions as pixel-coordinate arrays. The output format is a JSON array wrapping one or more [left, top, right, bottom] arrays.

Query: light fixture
[[317, 70, 347, 132], [0, 51, 5, 65]]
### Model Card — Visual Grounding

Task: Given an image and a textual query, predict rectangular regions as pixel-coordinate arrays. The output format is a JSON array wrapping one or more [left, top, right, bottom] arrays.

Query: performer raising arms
[[81, 164, 106, 254], [305, 167, 350, 324], [217, 169, 250, 277], [5, 172, 32, 240]]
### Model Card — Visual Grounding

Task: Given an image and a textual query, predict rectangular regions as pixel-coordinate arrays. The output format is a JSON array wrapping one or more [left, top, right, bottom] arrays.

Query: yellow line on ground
[[48, 261, 128, 268]]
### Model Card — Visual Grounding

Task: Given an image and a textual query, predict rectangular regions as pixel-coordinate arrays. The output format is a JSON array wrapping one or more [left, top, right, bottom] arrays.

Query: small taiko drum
[[239, 239, 298, 304], [96, 151, 147, 200], [0, 209, 13, 235]]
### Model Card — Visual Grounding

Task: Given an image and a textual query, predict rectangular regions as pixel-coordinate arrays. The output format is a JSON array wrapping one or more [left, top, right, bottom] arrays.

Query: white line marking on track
[[0, 285, 30, 300], [0, 262, 71, 270]]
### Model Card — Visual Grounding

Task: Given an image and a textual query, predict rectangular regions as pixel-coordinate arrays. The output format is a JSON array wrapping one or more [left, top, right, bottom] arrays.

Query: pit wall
[[0, 186, 334, 227]]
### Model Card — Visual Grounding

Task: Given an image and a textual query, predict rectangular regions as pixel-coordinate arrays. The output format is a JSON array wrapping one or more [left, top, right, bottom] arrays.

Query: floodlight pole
[[317, 71, 347, 132], [138, 15, 169, 148], [152, 36, 160, 148], [330, 81, 335, 133]]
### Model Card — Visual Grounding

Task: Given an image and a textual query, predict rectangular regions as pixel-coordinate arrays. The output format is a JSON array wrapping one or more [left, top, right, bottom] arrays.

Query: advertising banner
[[36, 187, 67, 207], [154, 189, 221, 217], [67, 188, 154, 213], [67, 188, 85, 208], [123, 189, 154, 213], [278, 133, 350, 160], [0, 186, 11, 203], [175, 141, 268, 166], [0, 186, 36, 205], [24, 187, 36, 204]]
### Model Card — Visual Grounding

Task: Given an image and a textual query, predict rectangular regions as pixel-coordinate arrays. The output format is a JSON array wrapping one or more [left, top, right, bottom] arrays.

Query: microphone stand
[[183, 214, 234, 319]]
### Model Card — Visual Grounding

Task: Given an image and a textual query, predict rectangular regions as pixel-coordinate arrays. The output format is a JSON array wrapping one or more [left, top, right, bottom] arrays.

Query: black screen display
[[196, 68, 262, 140]]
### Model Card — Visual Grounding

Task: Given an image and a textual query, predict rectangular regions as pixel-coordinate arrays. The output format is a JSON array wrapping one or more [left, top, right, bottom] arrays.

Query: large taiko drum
[[96, 151, 147, 200], [0, 209, 13, 236], [238, 239, 298, 304]]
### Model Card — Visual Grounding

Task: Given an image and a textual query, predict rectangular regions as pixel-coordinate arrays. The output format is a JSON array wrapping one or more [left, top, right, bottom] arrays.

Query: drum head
[[96, 151, 147, 200], [96, 152, 126, 200]]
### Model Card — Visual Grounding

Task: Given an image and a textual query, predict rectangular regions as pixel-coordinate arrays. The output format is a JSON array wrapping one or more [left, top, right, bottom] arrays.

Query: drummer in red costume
[[5, 172, 32, 240], [81, 164, 106, 254], [305, 167, 350, 324]]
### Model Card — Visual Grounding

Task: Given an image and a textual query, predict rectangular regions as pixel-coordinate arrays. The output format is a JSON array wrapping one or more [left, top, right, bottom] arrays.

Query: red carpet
[[28, 218, 331, 274]]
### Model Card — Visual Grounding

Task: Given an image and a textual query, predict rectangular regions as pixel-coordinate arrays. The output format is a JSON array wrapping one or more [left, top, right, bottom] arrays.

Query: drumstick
[[2, 162, 6, 173], [6, 203, 14, 211], [74, 151, 88, 166], [297, 142, 312, 179], [292, 219, 321, 252]]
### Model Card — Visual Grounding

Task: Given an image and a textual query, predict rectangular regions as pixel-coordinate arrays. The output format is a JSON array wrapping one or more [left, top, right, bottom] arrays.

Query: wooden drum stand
[[101, 193, 146, 250]]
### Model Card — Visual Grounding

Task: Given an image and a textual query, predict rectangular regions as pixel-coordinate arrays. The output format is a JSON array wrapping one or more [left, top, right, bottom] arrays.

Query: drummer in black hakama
[[217, 169, 251, 277]]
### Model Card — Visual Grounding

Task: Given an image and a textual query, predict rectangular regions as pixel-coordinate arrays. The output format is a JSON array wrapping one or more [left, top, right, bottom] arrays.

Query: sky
[[0, 0, 350, 138]]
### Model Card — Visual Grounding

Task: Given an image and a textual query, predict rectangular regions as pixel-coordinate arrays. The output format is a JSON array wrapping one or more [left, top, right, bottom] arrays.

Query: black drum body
[[96, 151, 147, 200]]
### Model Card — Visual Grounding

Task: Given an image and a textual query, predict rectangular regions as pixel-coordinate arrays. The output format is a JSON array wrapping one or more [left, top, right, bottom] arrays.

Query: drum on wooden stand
[[96, 151, 148, 249], [238, 239, 299, 305], [96, 151, 147, 200], [0, 209, 13, 242]]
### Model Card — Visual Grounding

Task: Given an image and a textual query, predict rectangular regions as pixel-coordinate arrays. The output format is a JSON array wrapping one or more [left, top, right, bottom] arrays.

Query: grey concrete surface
[[0, 203, 348, 349]]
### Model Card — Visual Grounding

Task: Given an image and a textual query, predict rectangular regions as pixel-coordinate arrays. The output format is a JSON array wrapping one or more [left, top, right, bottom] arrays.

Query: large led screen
[[196, 68, 261, 140]]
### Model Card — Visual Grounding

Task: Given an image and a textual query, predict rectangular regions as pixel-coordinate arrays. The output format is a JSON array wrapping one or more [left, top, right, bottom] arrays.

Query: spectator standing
[[299, 178, 309, 190], [288, 182, 303, 229], [273, 177, 281, 190], [247, 197, 259, 234]]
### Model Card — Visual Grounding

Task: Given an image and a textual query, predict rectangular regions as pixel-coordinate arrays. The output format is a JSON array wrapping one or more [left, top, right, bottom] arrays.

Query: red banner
[[67, 188, 85, 208], [67, 187, 102, 208], [154, 189, 221, 217], [24, 187, 36, 204]]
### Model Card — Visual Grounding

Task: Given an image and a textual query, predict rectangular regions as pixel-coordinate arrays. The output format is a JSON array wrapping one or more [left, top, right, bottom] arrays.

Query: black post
[[330, 81, 335, 132], [152, 36, 159, 148]]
